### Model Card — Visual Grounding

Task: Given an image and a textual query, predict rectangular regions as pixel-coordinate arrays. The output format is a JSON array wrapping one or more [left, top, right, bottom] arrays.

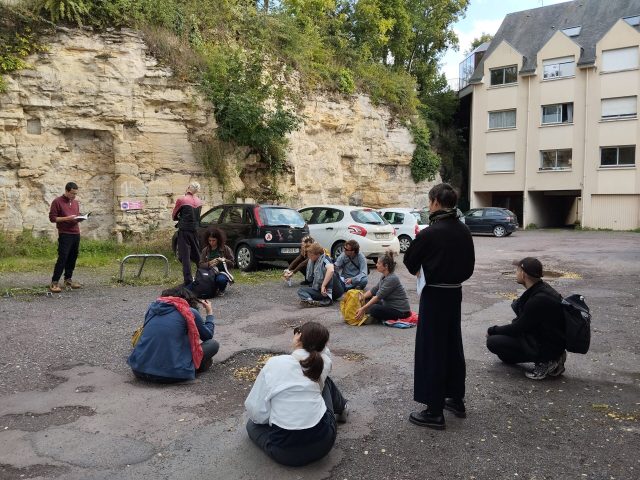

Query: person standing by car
[[172, 181, 203, 286], [199, 228, 235, 296], [486, 257, 567, 380], [403, 183, 475, 430], [355, 251, 410, 323], [333, 240, 368, 290], [297, 243, 342, 307], [48, 182, 83, 293]]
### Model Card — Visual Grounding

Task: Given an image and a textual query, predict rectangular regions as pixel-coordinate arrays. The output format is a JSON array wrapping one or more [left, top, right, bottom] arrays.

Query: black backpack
[[190, 268, 218, 299], [562, 294, 591, 354]]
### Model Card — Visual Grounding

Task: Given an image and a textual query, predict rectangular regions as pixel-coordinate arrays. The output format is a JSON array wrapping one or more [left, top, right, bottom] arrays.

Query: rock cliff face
[[0, 29, 436, 239]]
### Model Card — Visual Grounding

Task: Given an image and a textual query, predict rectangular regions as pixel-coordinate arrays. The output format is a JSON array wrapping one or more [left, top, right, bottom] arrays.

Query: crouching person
[[486, 257, 567, 380], [244, 322, 348, 467], [127, 286, 219, 383], [297, 243, 342, 307]]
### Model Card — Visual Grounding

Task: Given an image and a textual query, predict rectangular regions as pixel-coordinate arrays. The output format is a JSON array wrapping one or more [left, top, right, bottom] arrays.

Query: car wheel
[[398, 235, 412, 253], [236, 244, 256, 271], [332, 241, 345, 259], [493, 225, 507, 237]]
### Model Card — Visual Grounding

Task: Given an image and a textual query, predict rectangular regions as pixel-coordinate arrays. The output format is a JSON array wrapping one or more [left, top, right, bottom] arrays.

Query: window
[[486, 152, 515, 172], [601, 96, 637, 119], [490, 65, 517, 86], [316, 208, 343, 224], [540, 149, 572, 170], [542, 103, 574, 124], [382, 212, 405, 225], [201, 207, 224, 225], [562, 26, 581, 37], [600, 146, 636, 167], [466, 209, 484, 218], [543, 56, 575, 79], [489, 109, 516, 129], [602, 46, 639, 72], [299, 208, 314, 222], [623, 15, 640, 27], [223, 206, 247, 224], [350, 209, 385, 225], [261, 207, 305, 227]]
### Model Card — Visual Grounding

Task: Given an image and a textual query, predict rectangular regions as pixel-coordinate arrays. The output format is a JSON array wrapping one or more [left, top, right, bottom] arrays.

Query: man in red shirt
[[172, 181, 204, 285], [48, 182, 83, 293]]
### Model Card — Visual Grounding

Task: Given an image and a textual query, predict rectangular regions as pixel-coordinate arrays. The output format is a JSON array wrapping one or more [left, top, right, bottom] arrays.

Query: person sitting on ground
[[355, 251, 411, 323], [333, 240, 368, 291], [127, 286, 219, 383], [486, 257, 567, 380], [283, 235, 315, 285], [297, 243, 343, 307], [244, 321, 348, 467], [199, 227, 235, 296]]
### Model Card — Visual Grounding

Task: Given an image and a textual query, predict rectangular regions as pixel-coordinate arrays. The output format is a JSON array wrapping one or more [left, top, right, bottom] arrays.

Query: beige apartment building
[[460, 0, 640, 230]]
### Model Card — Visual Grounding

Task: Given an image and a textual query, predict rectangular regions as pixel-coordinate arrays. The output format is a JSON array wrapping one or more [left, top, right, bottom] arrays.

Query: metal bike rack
[[119, 254, 169, 282]]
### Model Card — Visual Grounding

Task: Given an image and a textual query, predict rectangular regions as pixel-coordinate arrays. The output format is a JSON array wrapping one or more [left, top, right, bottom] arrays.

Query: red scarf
[[158, 296, 203, 369]]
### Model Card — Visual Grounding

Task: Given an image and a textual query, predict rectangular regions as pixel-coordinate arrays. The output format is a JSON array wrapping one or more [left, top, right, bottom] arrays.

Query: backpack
[[340, 289, 365, 326], [562, 294, 591, 354], [190, 267, 218, 299]]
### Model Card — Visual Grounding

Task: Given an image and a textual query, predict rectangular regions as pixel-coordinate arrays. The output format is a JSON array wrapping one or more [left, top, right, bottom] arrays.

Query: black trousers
[[177, 230, 201, 285], [414, 286, 465, 414], [52, 233, 80, 282], [246, 376, 346, 467], [368, 304, 410, 321], [486, 334, 542, 364]]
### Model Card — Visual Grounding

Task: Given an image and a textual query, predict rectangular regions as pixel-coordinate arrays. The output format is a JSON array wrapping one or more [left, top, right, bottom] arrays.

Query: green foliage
[[337, 68, 355, 94], [410, 121, 440, 183], [466, 33, 493, 54], [0, 23, 44, 93], [33, 0, 91, 26]]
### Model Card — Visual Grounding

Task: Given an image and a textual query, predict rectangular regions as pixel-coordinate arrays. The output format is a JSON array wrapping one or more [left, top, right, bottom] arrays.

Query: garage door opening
[[528, 191, 581, 228]]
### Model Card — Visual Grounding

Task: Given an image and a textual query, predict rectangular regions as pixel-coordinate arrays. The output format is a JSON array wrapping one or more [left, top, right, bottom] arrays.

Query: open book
[[75, 212, 92, 222]]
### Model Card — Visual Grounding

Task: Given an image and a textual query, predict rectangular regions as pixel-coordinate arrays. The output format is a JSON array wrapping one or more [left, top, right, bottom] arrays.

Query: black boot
[[409, 409, 445, 430], [444, 398, 466, 418]]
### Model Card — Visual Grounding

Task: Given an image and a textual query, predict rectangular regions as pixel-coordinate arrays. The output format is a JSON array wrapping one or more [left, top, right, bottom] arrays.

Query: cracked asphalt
[[0, 230, 639, 480]]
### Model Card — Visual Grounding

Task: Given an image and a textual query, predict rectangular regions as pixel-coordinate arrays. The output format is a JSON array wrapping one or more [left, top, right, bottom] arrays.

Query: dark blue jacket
[[127, 301, 214, 380]]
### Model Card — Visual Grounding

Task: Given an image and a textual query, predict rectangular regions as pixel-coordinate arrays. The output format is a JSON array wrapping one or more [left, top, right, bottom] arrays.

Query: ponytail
[[297, 322, 330, 382]]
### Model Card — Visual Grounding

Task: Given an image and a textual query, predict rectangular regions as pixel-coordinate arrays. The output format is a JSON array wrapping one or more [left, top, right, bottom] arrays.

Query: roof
[[469, 0, 640, 84]]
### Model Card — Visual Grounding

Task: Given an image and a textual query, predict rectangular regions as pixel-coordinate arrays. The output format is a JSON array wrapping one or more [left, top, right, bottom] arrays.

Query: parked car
[[298, 205, 400, 259], [461, 207, 518, 237], [172, 204, 309, 271], [378, 208, 429, 253]]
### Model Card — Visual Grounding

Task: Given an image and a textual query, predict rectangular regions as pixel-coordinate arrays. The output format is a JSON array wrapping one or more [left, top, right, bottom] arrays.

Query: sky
[[441, 0, 572, 88]]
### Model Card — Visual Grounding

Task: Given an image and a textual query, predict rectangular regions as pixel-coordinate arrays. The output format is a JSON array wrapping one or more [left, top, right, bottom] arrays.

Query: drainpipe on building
[[523, 75, 531, 228], [581, 67, 590, 229]]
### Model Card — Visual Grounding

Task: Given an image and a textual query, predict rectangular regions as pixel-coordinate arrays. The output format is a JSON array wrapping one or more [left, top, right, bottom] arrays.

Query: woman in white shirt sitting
[[244, 321, 348, 466]]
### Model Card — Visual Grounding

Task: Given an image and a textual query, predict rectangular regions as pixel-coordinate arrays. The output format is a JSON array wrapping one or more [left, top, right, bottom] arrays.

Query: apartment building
[[460, 0, 640, 230]]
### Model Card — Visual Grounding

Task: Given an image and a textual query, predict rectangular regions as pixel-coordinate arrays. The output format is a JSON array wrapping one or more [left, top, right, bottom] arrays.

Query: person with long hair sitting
[[127, 286, 219, 383], [199, 227, 235, 296], [244, 322, 349, 467], [297, 243, 343, 306], [283, 235, 315, 285], [355, 251, 411, 324]]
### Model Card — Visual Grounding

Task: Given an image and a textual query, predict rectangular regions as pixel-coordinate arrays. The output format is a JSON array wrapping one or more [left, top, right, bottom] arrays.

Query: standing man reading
[[403, 183, 475, 430], [49, 182, 83, 293], [172, 181, 203, 286]]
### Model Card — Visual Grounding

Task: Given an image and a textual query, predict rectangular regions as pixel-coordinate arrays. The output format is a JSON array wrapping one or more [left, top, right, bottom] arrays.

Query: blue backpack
[[562, 294, 591, 354]]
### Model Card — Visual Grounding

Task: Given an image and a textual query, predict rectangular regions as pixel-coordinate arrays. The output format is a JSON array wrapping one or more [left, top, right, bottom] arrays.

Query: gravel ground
[[0, 230, 638, 480]]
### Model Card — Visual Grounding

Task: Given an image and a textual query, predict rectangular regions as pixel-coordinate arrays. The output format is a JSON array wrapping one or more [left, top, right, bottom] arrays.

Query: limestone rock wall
[[0, 29, 436, 240]]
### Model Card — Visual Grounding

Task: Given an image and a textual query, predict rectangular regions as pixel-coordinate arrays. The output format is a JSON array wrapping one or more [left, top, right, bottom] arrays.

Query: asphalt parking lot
[[0, 230, 639, 480]]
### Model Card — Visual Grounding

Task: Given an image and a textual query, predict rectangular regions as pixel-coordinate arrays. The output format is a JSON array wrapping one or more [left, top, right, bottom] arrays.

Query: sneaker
[[64, 279, 82, 289], [335, 402, 349, 424], [49, 282, 62, 293], [409, 409, 445, 430], [217, 291, 225, 297], [548, 351, 567, 377], [525, 360, 559, 380], [444, 398, 466, 418], [300, 298, 321, 308]]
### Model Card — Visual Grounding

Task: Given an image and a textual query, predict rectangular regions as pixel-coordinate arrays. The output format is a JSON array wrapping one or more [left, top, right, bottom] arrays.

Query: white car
[[299, 205, 400, 259], [379, 208, 429, 253]]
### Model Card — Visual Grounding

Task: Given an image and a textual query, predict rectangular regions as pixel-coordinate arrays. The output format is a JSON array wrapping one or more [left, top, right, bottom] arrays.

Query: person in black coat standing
[[403, 183, 475, 430], [486, 257, 567, 380]]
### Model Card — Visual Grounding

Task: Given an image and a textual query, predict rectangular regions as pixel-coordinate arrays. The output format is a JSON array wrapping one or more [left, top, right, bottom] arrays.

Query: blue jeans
[[297, 286, 332, 306], [344, 278, 367, 290], [215, 273, 229, 292]]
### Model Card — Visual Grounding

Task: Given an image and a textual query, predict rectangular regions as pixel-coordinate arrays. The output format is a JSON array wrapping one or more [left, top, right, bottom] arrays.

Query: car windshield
[[260, 207, 306, 227], [350, 209, 385, 225], [411, 210, 430, 225]]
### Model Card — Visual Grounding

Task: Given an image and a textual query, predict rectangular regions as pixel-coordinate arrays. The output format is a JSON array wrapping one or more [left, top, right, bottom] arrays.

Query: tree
[[466, 32, 492, 54]]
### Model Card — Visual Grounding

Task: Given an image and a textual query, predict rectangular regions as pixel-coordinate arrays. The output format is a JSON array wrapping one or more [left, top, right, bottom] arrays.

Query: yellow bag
[[131, 325, 144, 347], [340, 289, 367, 326]]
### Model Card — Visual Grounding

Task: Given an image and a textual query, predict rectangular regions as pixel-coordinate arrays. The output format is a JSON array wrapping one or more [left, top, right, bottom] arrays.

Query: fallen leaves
[[232, 354, 275, 382]]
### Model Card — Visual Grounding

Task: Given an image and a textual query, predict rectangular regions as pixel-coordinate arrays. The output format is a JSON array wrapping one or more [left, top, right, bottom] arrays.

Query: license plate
[[281, 248, 299, 254], [375, 233, 391, 239]]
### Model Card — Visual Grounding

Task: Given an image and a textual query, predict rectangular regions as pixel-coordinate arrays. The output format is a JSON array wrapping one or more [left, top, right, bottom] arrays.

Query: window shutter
[[486, 153, 515, 172], [602, 47, 639, 72], [601, 97, 637, 118]]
